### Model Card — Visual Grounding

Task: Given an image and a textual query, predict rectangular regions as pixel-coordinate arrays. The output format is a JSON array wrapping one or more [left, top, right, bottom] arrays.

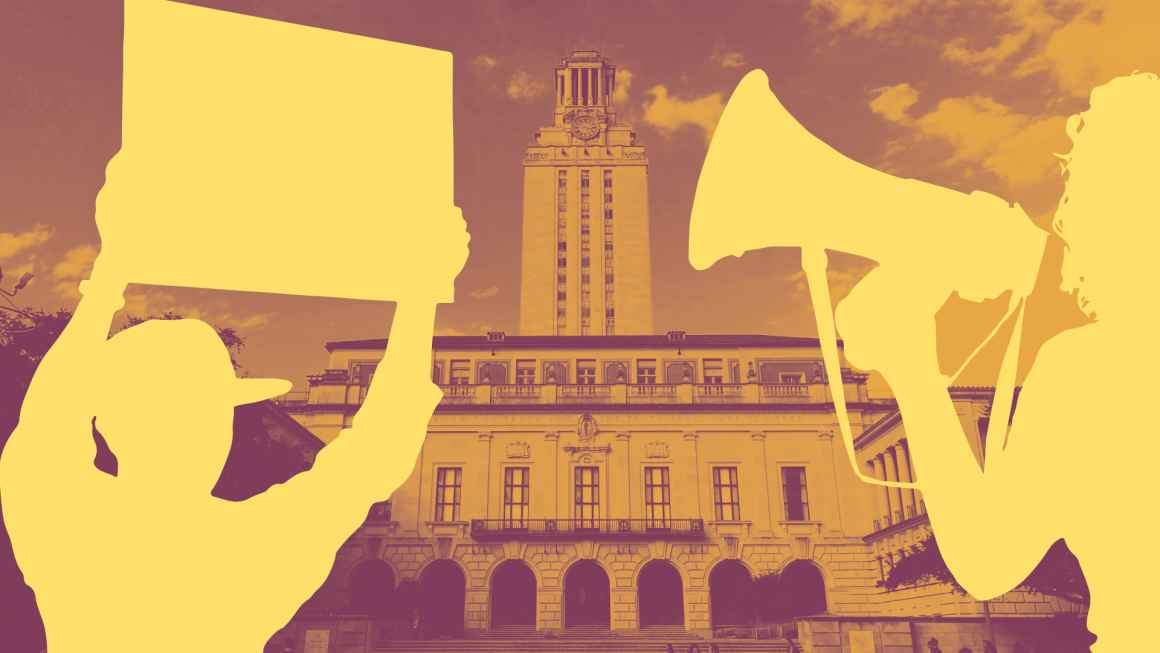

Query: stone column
[[545, 432, 560, 519], [752, 432, 773, 532], [615, 432, 632, 519], [885, 448, 905, 524], [479, 432, 494, 519], [895, 440, 919, 519], [869, 456, 890, 530], [899, 439, 923, 515], [876, 454, 897, 526], [684, 432, 703, 520]]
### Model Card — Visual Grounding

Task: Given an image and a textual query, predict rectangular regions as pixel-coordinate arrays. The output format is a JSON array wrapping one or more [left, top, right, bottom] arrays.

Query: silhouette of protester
[[0, 251, 444, 653]]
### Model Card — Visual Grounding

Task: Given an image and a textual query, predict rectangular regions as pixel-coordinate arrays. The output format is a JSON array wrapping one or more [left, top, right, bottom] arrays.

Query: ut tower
[[519, 51, 654, 336]]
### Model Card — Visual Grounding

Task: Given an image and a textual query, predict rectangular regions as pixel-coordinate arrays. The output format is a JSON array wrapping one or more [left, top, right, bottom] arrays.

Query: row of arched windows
[[347, 557, 827, 635]]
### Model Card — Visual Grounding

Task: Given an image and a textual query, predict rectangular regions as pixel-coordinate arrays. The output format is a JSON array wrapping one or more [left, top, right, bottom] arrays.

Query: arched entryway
[[709, 560, 755, 628], [564, 560, 610, 628], [420, 560, 466, 637], [638, 560, 684, 627], [490, 560, 537, 628], [779, 560, 826, 617], [348, 560, 396, 616]]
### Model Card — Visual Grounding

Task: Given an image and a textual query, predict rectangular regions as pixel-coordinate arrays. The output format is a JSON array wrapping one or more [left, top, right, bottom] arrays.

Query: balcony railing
[[557, 383, 614, 403], [694, 383, 745, 402], [627, 383, 679, 403], [491, 383, 541, 402], [760, 383, 809, 399], [470, 518, 706, 540], [286, 380, 859, 411]]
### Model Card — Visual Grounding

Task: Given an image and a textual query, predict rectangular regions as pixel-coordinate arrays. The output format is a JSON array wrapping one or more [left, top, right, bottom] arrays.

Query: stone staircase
[[371, 626, 793, 652]]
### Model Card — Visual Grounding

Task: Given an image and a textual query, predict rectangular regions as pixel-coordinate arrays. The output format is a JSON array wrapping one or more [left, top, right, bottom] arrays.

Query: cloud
[[868, 83, 920, 123], [914, 96, 1069, 188], [472, 54, 498, 73], [469, 284, 500, 299], [0, 224, 54, 260], [612, 68, 634, 105], [868, 84, 1069, 190], [941, 1, 1062, 76], [1023, 1, 1160, 97], [506, 70, 547, 102], [50, 244, 99, 299], [711, 51, 748, 69], [641, 85, 726, 144], [814, 1, 1160, 100], [807, 0, 927, 32], [121, 288, 273, 332]]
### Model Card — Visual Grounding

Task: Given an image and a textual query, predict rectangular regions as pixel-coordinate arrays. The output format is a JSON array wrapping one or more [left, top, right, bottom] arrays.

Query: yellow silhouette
[[0, 2, 467, 652], [691, 69, 1156, 649]]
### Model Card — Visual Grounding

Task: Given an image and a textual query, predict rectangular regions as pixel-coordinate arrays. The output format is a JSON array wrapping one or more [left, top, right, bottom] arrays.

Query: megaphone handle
[[801, 247, 913, 490]]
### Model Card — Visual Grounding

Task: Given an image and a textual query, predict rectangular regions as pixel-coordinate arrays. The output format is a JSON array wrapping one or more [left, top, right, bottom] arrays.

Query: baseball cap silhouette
[[100, 318, 291, 407]]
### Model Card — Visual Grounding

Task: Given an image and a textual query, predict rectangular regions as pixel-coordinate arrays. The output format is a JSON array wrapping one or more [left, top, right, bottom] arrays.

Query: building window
[[643, 466, 671, 528], [577, 359, 597, 385], [449, 360, 470, 385], [574, 466, 600, 528], [367, 499, 392, 522], [782, 466, 810, 521], [434, 467, 462, 522], [556, 169, 568, 332], [713, 466, 741, 521], [637, 359, 657, 385], [503, 467, 530, 528], [579, 169, 592, 334], [516, 360, 536, 385], [351, 362, 377, 386], [703, 358, 724, 384], [780, 372, 804, 384]]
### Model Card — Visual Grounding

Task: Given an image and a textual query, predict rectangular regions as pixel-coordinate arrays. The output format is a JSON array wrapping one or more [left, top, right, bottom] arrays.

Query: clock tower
[[519, 51, 654, 336]]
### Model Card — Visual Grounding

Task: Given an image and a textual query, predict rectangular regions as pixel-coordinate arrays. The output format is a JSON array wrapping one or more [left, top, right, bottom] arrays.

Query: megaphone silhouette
[[689, 70, 1046, 486]]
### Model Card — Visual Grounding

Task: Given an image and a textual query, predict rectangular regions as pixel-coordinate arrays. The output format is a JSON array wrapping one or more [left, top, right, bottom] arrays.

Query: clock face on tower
[[570, 112, 600, 141]]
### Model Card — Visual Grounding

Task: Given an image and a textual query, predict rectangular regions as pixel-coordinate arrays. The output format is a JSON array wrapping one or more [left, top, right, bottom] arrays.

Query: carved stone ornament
[[645, 441, 670, 459], [505, 441, 530, 458], [578, 413, 599, 441]]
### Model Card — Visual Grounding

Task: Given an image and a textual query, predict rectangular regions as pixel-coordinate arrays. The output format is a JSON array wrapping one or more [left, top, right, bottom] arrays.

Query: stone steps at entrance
[[371, 635, 793, 652]]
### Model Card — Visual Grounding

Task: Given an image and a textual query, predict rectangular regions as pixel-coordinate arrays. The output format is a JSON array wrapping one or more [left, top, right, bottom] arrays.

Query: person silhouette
[[832, 73, 1160, 652], [0, 254, 445, 653]]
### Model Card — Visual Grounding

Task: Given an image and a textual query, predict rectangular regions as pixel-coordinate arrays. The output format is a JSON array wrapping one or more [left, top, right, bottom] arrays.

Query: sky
[[3, 0, 1159, 390]]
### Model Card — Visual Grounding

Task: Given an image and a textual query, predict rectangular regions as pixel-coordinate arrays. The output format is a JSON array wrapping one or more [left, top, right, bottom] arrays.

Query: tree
[[881, 534, 1090, 605]]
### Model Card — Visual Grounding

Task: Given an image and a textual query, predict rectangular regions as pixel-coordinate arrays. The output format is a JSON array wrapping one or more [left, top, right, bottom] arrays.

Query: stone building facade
[[282, 333, 892, 638]]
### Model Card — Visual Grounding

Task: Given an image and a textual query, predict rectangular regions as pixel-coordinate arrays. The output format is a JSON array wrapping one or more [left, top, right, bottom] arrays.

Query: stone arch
[[347, 559, 397, 616], [418, 558, 466, 637], [563, 558, 611, 628], [489, 559, 538, 628], [777, 559, 828, 617], [637, 559, 685, 628], [708, 558, 756, 628]]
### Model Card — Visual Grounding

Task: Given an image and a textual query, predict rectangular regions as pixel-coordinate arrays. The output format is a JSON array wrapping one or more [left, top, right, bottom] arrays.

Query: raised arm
[[245, 299, 441, 522]]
